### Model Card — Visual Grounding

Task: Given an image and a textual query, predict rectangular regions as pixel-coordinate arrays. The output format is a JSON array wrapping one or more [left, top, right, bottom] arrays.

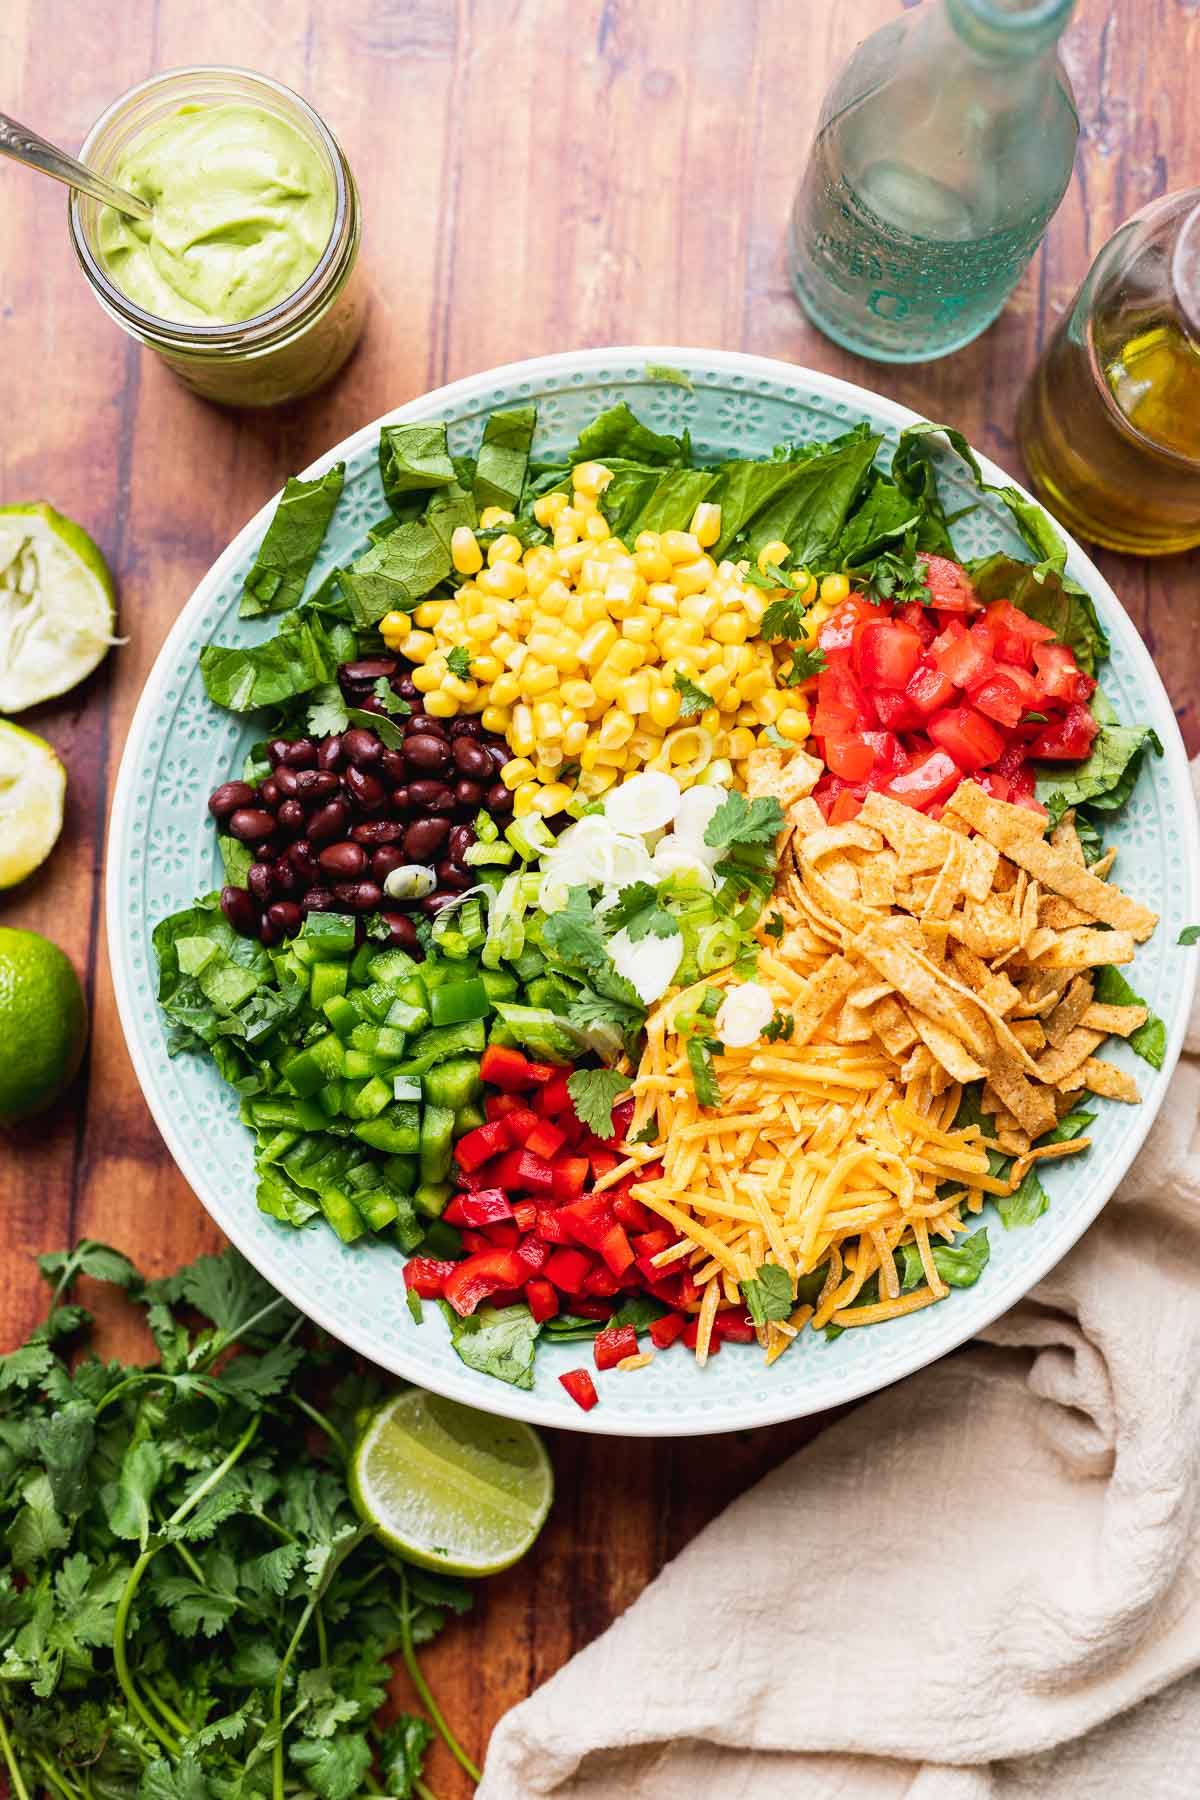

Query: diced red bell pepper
[[459, 1229, 491, 1253], [571, 1298, 615, 1320], [485, 1092, 522, 1121], [970, 671, 1025, 730], [480, 1045, 553, 1090], [559, 1194, 617, 1250], [613, 1188, 654, 1234], [544, 1247, 592, 1293], [512, 1200, 538, 1232], [515, 1234, 551, 1274], [454, 1117, 512, 1173], [1029, 700, 1100, 760], [594, 1324, 639, 1370], [588, 1147, 619, 1179], [632, 1227, 673, 1258], [488, 1148, 526, 1190], [535, 1207, 573, 1244], [403, 1257, 457, 1298], [443, 1188, 515, 1229], [525, 1277, 559, 1323], [515, 1149, 556, 1192], [606, 1096, 636, 1145], [599, 1223, 635, 1278], [927, 705, 1007, 772], [504, 1107, 541, 1145], [681, 1316, 721, 1353], [922, 555, 979, 613], [456, 1165, 500, 1193], [582, 1264, 622, 1297], [482, 1221, 520, 1249], [712, 1309, 757, 1343], [822, 734, 876, 781], [525, 1119, 567, 1161], [883, 748, 960, 811], [853, 618, 925, 691], [550, 1155, 589, 1203], [975, 770, 1011, 803], [536, 1070, 573, 1117], [559, 1367, 598, 1411], [649, 1311, 688, 1349], [443, 1248, 526, 1318]]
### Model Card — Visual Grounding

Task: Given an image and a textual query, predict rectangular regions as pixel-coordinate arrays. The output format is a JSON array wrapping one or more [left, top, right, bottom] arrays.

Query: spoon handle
[[0, 110, 153, 221]]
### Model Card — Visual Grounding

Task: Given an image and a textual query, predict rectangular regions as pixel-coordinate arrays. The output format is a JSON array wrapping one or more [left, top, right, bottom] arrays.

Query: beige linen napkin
[[479, 770, 1200, 1800]]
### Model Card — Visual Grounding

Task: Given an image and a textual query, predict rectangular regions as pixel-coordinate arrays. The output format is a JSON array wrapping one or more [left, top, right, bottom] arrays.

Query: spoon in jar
[[0, 110, 152, 220]]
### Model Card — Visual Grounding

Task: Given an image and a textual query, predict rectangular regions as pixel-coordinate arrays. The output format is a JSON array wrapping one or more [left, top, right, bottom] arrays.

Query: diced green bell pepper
[[421, 1055, 483, 1112], [393, 1075, 422, 1104], [316, 1188, 366, 1243], [384, 1152, 419, 1191], [317, 1080, 346, 1118], [419, 1104, 456, 1185], [454, 1102, 486, 1134], [323, 994, 360, 1040], [367, 947, 420, 986], [350, 1187, 399, 1231], [300, 912, 357, 961], [398, 1018, 488, 1074], [417, 1217, 463, 1256], [430, 976, 491, 1027], [309, 961, 348, 1010], [353, 1100, 421, 1154], [249, 1096, 328, 1131], [346, 1075, 394, 1120], [383, 998, 429, 1034], [413, 1179, 453, 1219], [479, 967, 519, 1004], [256, 1128, 302, 1165]]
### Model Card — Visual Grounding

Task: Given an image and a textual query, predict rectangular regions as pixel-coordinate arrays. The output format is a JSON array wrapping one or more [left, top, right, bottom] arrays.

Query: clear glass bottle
[[68, 67, 366, 408], [1018, 191, 1200, 554], [789, 0, 1079, 363]]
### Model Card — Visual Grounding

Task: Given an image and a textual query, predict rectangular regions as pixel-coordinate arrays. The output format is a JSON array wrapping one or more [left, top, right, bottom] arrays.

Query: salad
[[155, 397, 1168, 1410]]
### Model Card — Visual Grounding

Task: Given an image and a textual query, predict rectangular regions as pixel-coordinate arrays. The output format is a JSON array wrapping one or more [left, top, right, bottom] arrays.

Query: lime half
[[349, 1388, 553, 1577], [0, 927, 88, 1123], [0, 503, 118, 712], [0, 720, 66, 887]]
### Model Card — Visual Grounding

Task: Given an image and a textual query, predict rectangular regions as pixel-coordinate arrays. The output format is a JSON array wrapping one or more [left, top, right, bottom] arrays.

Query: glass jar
[[1017, 190, 1200, 553], [68, 66, 366, 408]]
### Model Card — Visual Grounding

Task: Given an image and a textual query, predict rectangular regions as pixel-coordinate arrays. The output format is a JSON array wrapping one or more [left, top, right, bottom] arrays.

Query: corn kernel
[[477, 561, 527, 600], [728, 726, 757, 759], [399, 629, 437, 663], [500, 757, 536, 790], [449, 526, 483, 575], [413, 599, 448, 629], [578, 621, 619, 667], [620, 614, 653, 646], [662, 529, 702, 563], [560, 678, 597, 711], [712, 612, 748, 646], [820, 572, 851, 604], [648, 682, 682, 730], [597, 709, 634, 750], [489, 673, 520, 707], [572, 461, 613, 498], [603, 639, 644, 677], [479, 506, 515, 529], [553, 521, 579, 550], [533, 700, 564, 740], [627, 729, 661, 763], [465, 655, 499, 684], [535, 751, 564, 777], [534, 491, 569, 525], [757, 539, 791, 574], [562, 718, 589, 756], [487, 533, 522, 566], [591, 666, 621, 704], [577, 767, 618, 796], [510, 705, 536, 756], [533, 782, 573, 816], [722, 643, 754, 675], [689, 501, 722, 549], [583, 513, 610, 542], [618, 671, 652, 715], [442, 675, 477, 704], [775, 707, 810, 742], [635, 545, 673, 583], [736, 667, 771, 703], [512, 782, 539, 818], [679, 588, 720, 625], [411, 663, 441, 693], [556, 541, 589, 574], [481, 705, 512, 735], [754, 689, 785, 723], [423, 691, 458, 718], [524, 663, 559, 697]]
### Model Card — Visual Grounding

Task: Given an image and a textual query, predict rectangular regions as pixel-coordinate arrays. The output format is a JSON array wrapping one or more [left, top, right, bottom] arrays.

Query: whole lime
[[0, 928, 88, 1123]]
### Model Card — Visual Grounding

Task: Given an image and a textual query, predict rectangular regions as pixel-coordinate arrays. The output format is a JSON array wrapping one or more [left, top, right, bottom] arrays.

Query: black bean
[[436, 860, 473, 892], [371, 845, 409, 883], [319, 841, 368, 878], [393, 673, 418, 702], [390, 785, 411, 814], [288, 839, 320, 882], [380, 749, 409, 785], [406, 713, 446, 739], [379, 910, 419, 951], [282, 738, 317, 768], [344, 767, 387, 811], [404, 817, 450, 860], [341, 657, 398, 684], [247, 862, 276, 904], [255, 841, 278, 863], [307, 798, 351, 843], [354, 695, 387, 717], [300, 887, 335, 913], [333, 880, 384, 913], [220, 885, 258, 933], [267, 738, 293, 766], [448, 822, 476, 864], [266, 900, 303, 937], [271, 765, 299, 799], [351, 820, 406, 846], [259, 913, 282, 946], [343, 726, 383, 768], [450, 717, 482, 738], [452, 738, 493, 780], [421, 890, 461, 917], [408, 778, 454, 813], [295, 769, 340, 799], [404, 733, 451, 773], [272, 856, 302, 896], [453, 778, 484, 809], [317, 735, 345, 771], [228, 807, 277, 842], [485, 781, 514, 814], [277, 797, 307, 837], [208, 781, 255, 819], [485, 741, 511, 771], [259, 777, 281, 809]]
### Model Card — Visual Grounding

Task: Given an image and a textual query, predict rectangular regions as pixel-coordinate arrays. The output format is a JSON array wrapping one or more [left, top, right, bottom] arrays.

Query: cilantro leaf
[[764, 912, 785, 940], [567, 1068, 632, 1138], [741, 1263, 793, 1327], [673, 671, 714, 717], [445, 645, 472, 680], [866, 537, 928, 606], [1179, 926, 1200, 946], [289, 1731, 373, 1800], [686, 1037, 722, 1108], [703, 790, 785, 850], [306, 683, 350, 738], [378, 1714, 436, 1797], [371, 675, 409, 716], [601, 881, 676, 943], [781, 645, 826, 685], [759, 589, 809, 641], [762, 1008, 794, 1043], [630, 1118, 658, 1145]]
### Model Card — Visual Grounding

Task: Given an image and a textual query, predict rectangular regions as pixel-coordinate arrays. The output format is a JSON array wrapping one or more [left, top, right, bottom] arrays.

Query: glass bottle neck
[[945, 0, 1075, 61]]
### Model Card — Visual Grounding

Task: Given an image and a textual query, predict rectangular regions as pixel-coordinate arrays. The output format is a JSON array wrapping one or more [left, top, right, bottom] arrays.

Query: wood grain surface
[[2, 1, 1198, 1789]]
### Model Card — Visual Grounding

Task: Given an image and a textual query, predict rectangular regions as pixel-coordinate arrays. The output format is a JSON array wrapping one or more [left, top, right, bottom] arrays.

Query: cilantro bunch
[[0, 1244, 471, 1800]]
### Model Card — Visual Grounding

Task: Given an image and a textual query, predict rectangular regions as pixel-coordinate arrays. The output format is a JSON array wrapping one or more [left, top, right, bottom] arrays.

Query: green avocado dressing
[[96, 102, 336, 325]]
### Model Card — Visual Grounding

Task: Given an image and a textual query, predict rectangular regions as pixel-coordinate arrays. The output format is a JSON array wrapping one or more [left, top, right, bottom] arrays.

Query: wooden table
[[3, 1, 1197, 1789]]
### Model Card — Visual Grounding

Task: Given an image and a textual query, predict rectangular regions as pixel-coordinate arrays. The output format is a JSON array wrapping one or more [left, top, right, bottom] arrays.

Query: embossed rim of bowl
[[107, 345, 1200, 1436]]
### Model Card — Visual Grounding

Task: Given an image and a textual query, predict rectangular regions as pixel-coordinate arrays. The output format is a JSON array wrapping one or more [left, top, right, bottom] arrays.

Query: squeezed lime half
[[0, 503, 118, 712], [0, 720, 66, 887], [349, 1388, 553, 1577]]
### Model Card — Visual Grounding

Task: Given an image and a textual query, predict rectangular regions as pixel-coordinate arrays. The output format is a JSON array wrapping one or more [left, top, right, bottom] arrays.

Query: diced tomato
[[861, 730, 905, 776], [442, 1249, 526, 1318], [828, 789, 864, 824], [712, 1309, 757, 1343], [1033, 642, 1094, 704], [970, 672, 1025, 730], [550, 1155, 589, 1203], [649, 1311, 688, 1349], [872, 688, 924, 732], [984, 597, 1056, 644], [853, 618, 924, 691], [905, 658, 958, 717], [594, 1324, 639, 1370], [975, 771, 1011, 803], [1029, 701, 1100, 760], [535, 1207, 572, 1244], [681, 1317, 721, 1353], [883, 748, 961, 811], [990, 660, 1043, 709], [403, 1257, 456, 1298], [927, 705, 1007, 771], [599, 1223, 635, 1278], [525, 1119, 567, 1161], [512, 1200, 538, 1232], [817, 593, 879, 659], [823, 735, 876, 781], [454, 1117, 511, 1173], [896, 600, 937, 647], [544, 1247, 592, 1293], [525, 1277, 559, 1323], [612, 1188, 654, 1234], [479, 1044, 546, 1090], [559, 1367, 598, 1411], [485, 1092, 521, 1121], [933, 625, 994, 691], [515, 1234, 551, 1275], [922, 554, 978, 612], [443, 1188, 514, 1229]]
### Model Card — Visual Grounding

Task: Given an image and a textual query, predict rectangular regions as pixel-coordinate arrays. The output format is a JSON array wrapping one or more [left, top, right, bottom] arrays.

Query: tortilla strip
[[859, 791, 959, 872], [787, 796, 826, 839], [1029, 928, 1136, 970], [1011, 970, 1073, 1016], [853, 921, 994, 1061], [1008, 1018, 1046, 1053], [962, 837, 1001, 902], [1091, 848, 1118, 880], [1082, 1002, 1148, 1037], [1050, 815, 1086, 868], [871, 993, 920, 1057], [987, 1060, 1059, 1138], [859, 854, 897, 910], [1035, 1028, 1106, 1084], [902, 1004, 988, 1083], [947, 897, 1022, 959], [947, 782, 1157, 940], [923, 837, 968, 921], [747, 746, 822, 807], [1040, 896, 1094, 931], [996, 1127, 1033, 1156], [1044, 975, 1096, 1048], [1078, 1058, 1141, 1103], [790, 955, 859, 1046]]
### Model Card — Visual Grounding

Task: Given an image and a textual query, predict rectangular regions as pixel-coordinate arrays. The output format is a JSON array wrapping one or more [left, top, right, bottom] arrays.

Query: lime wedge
[[349, 1388, 553, 1577], [0, 720, 66, 887], [0, 503, 118, 712]]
